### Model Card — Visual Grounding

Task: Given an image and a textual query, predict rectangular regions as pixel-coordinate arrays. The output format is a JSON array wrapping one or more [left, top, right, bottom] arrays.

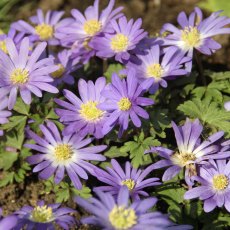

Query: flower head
[[94, 159, 161, 200], [50, 49, 80, 86], [76, 186, 190, 230], [126, 45, 189, 93], [0, 37, 58, 109], [14, 200, 75, 229], [11, 9, 73, 45], [0, 208, 18, 230], [25, 121, 106, 189], [55, 77, 108, 138], [184, 160, 230, 213], [161, 7, 230, 71], [147, 119, 227, 186], [91, 16, 148, 63], [98, 70, 154, 137], [56, 0, 123, 45]]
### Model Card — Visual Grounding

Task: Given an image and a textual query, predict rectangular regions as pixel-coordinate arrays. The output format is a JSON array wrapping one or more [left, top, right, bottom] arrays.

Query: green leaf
[[71, 185, 91, 199], [178, 98, 230, 136], [104, 63, 124, 81], [0, 172, 14, 187], [104, 146, 128, 158], [13, 97, 30, 115], [1, 115, 27, 131], [0, 151, 18, 170]]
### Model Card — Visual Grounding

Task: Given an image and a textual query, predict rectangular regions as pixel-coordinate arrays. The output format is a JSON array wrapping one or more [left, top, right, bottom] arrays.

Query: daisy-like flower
[[161, 7, 230, 71], [146, 119, 227, 186], [14, 200, 76, 229], [94, 159, 161, 200], [50, 49, 80, 86], [98, 70, 154, 137], [91, 16, 148, 63], [0, 37, 58, 110], [76, 186, 192, 230], [25, 121, 106, 189], [11, 9, 74, 45], [56, 0, 123, 46], [126, 45, 189, 93], [55, 77, 108, 139], [0, 208, 18, 230], [184, 160, 230, 213]]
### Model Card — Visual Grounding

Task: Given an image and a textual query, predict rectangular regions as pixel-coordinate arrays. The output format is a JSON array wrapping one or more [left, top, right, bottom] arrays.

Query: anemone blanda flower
[[76, 186, 192, 230], [55, 77, 108, 139], [0, 208, 18, 230], [25, 121, 106, 189], [184, 160, 230, 213], [90, 16, 148, 63], [50, 49, 80, 86], [0, 37, 58, 110], [11, 9, 73, 45], [146, 118, 227, 186], [56, 0, 123, 46], [94, 159, 161, 200], [161, 7, 230, 71], [126, 45, 189, 93], [98, 70, 154, 137], [0, 97, 12, 136], [14, 200, 76, 230]]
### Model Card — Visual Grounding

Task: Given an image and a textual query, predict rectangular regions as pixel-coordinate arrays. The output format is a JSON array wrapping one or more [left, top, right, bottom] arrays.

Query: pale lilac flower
[[0, 37, 58, 109], [161, 7, 230, 71], [11, 9, 73, 45], [146, 119, 227, 186], [126, 45, 189, 93], [76, 186, 191, 230], [91, 16, 148, 63], [15, 200, 76, 229], [98, 70, 154, 137], [55, 77, 108, 139], [56, 0, 123, 46], [184, 160, 230, 213], [25, 121, 106, 189], [94, 159, 161, 200]]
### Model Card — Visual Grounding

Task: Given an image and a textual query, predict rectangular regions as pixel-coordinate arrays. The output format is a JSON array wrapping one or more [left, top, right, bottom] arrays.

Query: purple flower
[[76, 186, 191, 230], [98, 70, 154, 137], [94, 159, 161, 200], [11, 9, 73, 45], [126, 45, 189, 93], [55, 77, 108, 139], [146, 119, 227, 186], [0, 97, 12, 124], [0, 37, 58, 110], [224, 101, 230, 111], [25, 121, 106, 189], [56, 0, 123, 46], [161, 7, 230, 71], [0, 208, 18, 230], [14, 200, 76, 229], [184, 160, 230, 213], [91, 16, 148, 63], [50, 49, 80, 86]]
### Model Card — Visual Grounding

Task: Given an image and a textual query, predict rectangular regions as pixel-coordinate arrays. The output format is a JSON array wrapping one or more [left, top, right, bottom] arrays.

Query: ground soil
[[1, 0, 230, 229]]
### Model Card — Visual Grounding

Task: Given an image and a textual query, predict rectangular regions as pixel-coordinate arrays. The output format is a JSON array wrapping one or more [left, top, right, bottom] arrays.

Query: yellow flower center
[[31, 205, 53, 223], [35, 23, 54, 40], [79, 101, 104, 122], [83, 19, 102, 36], [54, 144, 73, 161], [0, 40, 8, 54], [51, 64, 65, 79], [10, 68, 29, 85], [118, 97, 132, 111], [111, 34, 129, 52], [171, 152, 196, 167], [109, 206, 137, 230], [181, 26, 201, 48], [146, 63, 164, 78], [121, 179, 135, 191], [213, 174, 229, 191]]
